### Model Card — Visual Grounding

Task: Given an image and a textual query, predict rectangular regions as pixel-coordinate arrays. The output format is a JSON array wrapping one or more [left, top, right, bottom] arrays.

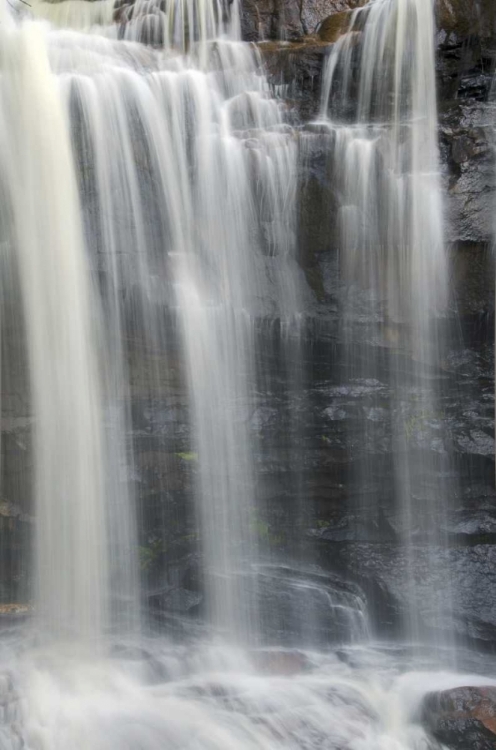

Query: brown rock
[[240, 0, 364, 42], [317, 10, 353, 42], [422, 686, 496, 750], [436, 0, 496, 41]]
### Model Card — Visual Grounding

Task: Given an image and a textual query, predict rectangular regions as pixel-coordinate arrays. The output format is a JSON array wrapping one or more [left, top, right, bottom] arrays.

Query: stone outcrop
[[422, 686, 496, 749], [240, 0, 362, 42]]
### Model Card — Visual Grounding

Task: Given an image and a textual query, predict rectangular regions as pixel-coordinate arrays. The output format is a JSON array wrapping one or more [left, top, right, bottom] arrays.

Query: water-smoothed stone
[[317, 10, 352, 42], [445, 510, 496, 541], [317, 542, 496, 647], [297, 131, 340, 300], [442, 114, 496, 245], [256, 563, 370, 645], [258, 40, 332, 122], [240, 0, 361, 42], [316, 513, 397, 543], [455, 429, 495, 457], [422, 686, 496, 749], [146, 551, 202, 619], [149, 587, 202, 615]]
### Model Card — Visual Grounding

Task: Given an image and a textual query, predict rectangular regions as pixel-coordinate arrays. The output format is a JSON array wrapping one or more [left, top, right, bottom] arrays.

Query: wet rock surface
[[437, 21, 496, 246], [258, 40, 332, 123], [317, 542, 496, 645], [422, 686, 496, 749], [253, 0, 496, 247], [240, 0, 361, 42], [117, 321, 496, 646]]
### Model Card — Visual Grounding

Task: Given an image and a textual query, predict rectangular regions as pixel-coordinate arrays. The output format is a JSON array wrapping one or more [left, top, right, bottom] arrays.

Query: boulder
[[258, 40, 332, 122], [317, 10, 352, 42], [317, 542, 496, 647], [422, 686, 496, 749]]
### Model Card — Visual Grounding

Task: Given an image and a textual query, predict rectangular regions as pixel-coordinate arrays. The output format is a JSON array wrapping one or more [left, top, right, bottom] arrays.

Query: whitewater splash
[[0, 21, 115, 641], [0, 635, 495, 750]]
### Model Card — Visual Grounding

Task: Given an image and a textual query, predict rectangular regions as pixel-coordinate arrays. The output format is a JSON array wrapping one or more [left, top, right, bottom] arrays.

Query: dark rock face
[[422, 686, 496, 749], [436, 0, 496, 247], [317, 543, 496, 646], [240, 0, 360, 42], [436, 0, 496, 45], [258, 40, 331, 123], [242, 0, 496, 47]]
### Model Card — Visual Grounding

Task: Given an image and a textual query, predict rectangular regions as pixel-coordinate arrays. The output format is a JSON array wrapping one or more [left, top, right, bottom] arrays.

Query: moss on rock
[[317, 10, 353, 42]]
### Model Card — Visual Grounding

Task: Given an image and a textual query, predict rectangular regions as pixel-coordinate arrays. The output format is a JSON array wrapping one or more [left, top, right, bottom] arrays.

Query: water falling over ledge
[[319, 0, 456, 650], [1, 0, 306, 649], [0, 0, 492, 747]]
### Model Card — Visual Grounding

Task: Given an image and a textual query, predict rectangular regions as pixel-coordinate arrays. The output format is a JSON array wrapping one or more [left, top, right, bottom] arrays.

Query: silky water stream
[[0, 0, 492, 747], [319, 0, 457, 649]]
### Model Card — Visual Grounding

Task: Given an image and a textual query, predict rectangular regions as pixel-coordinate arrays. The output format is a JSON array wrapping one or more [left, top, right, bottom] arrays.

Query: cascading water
[[320, 0, 455, 647], [0, 22, 114, 642], [2, 0, 306, 651], [29, 0, 232, 49], [21, 0, 301, 646], [0, 0, 492, 748]]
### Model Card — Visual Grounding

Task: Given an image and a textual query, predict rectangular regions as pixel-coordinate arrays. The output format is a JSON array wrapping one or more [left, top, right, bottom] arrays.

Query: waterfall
[[29, 0, 233, 50], [320, 0, 455, 647], [0, 22, 113, 641], [0, 0, 302, 647], [0, 0, 494, 747]]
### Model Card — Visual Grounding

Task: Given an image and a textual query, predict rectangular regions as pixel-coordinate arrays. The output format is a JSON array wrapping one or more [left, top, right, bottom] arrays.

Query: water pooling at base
[[0, 634, 495, 750]]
